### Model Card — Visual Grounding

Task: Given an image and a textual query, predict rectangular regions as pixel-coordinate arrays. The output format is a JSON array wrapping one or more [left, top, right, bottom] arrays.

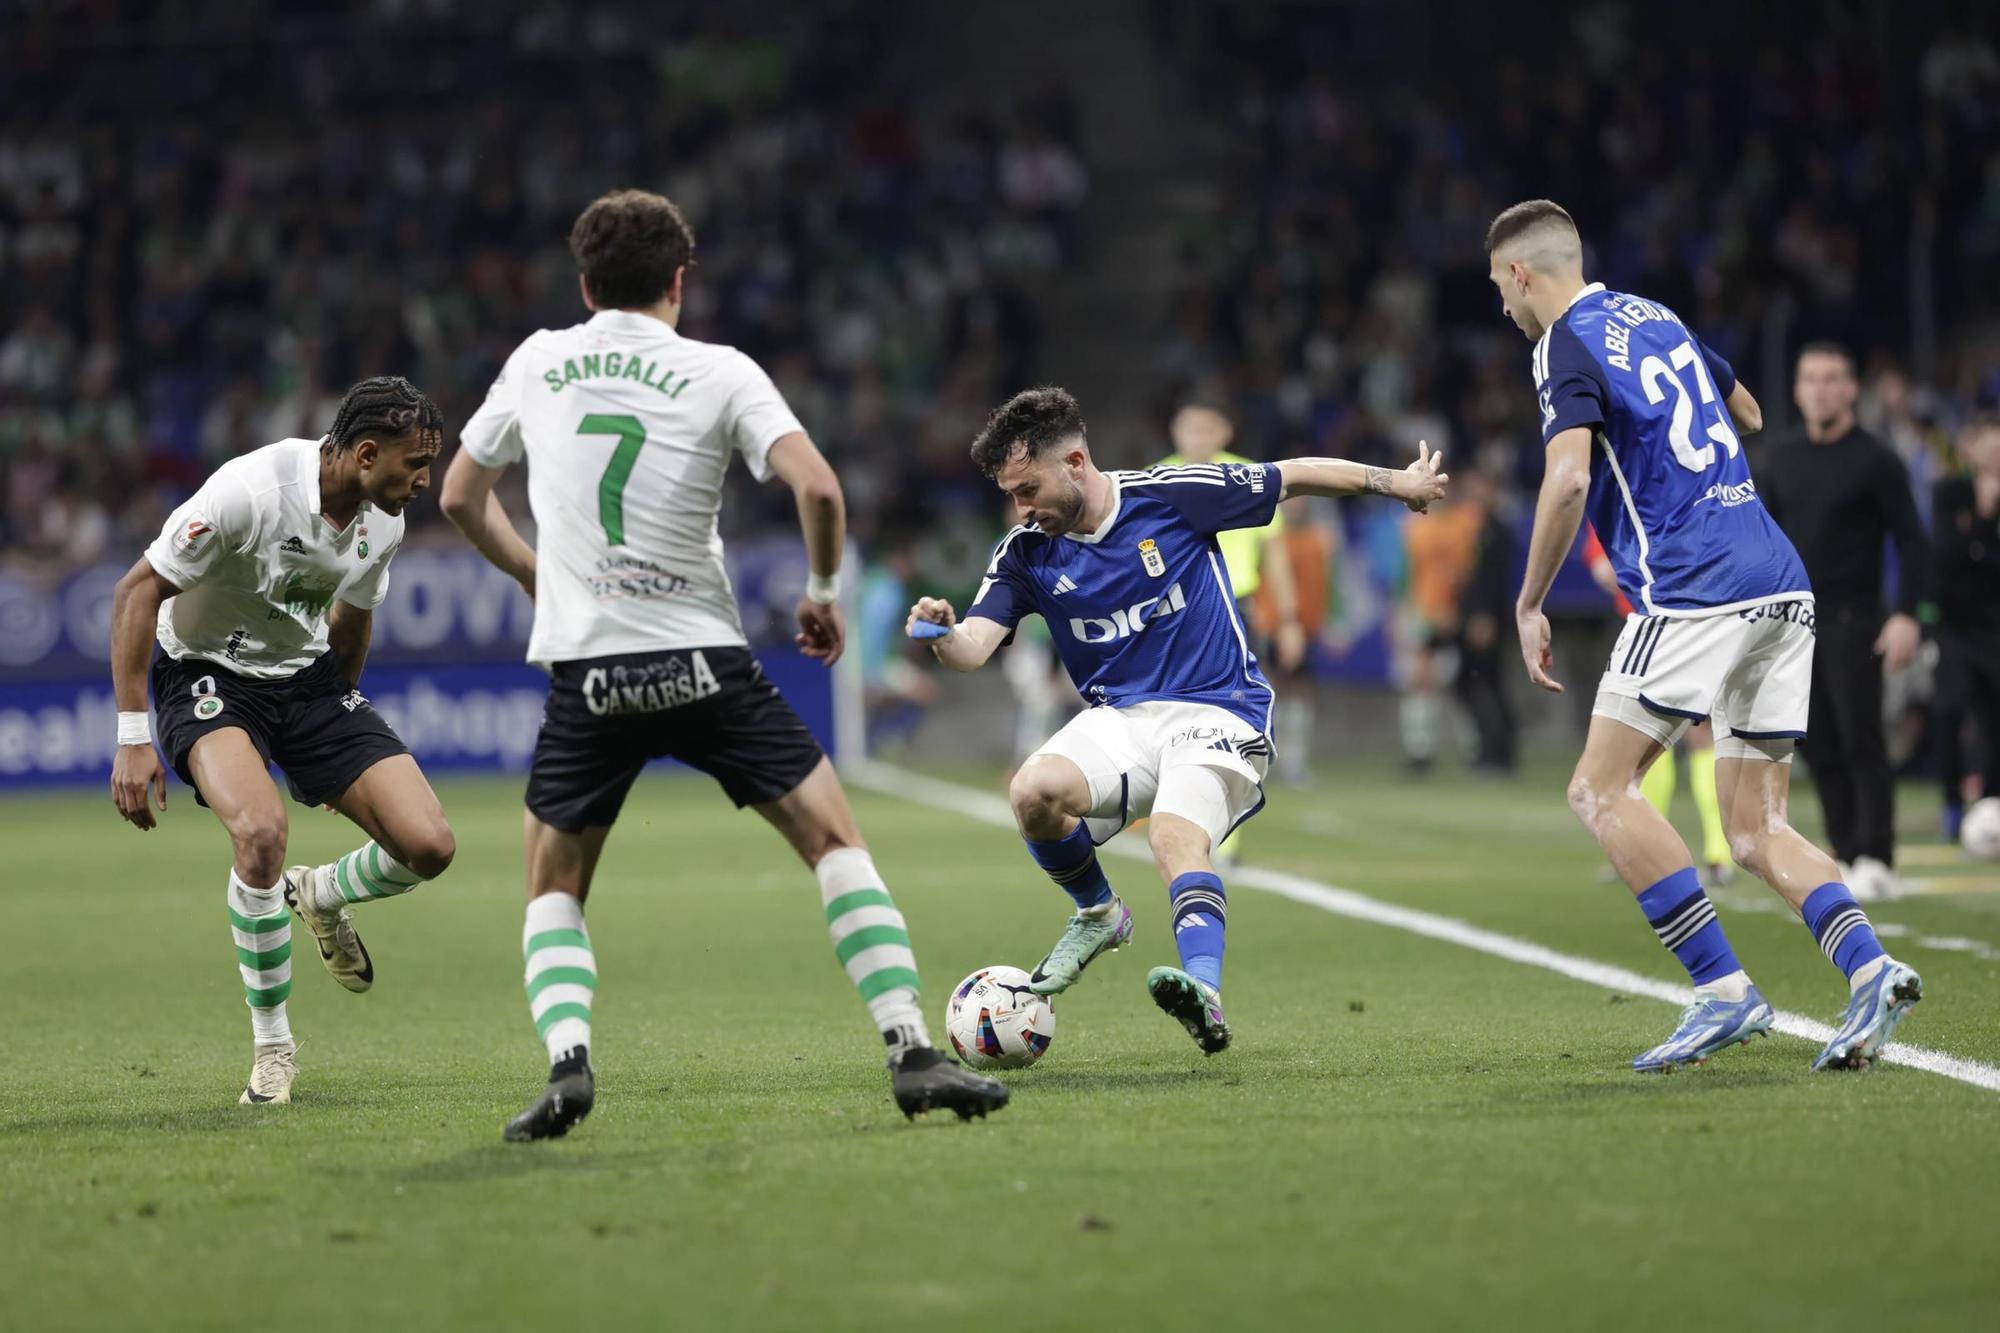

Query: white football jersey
[[144, 438, 403, 678], [459, 309, 804, 665]]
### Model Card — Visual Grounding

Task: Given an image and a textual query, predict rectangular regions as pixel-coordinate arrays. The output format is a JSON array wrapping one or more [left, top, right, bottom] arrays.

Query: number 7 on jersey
[[577, 413, 646, 545]]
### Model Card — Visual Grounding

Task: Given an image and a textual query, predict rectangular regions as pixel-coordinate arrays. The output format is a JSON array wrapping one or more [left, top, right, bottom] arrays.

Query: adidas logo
[[279, 536, 306, 554], [1052, 574, 1078, 595]]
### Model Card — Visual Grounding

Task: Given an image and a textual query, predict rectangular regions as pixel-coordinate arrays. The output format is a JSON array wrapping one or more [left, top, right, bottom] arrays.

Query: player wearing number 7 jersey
[[441, 189, 1007, 1140], [1491, 199, 1921, 1075]]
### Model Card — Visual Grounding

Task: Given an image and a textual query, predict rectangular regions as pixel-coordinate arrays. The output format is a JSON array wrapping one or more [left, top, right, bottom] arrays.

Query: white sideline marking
[[849, 760, 2000, 1095]]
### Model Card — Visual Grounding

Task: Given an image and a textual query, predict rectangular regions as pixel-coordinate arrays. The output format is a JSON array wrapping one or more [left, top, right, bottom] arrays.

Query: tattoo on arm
[[1364, 467, 1394, 496]]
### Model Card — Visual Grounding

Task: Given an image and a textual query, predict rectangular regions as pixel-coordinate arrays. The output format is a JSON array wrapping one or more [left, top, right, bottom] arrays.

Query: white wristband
[[805, 572, 840, 605], [116, 711, 152, 747]]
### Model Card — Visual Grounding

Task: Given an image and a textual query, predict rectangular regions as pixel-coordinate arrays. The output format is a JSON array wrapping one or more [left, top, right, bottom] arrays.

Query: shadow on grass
[[0, 1105, 267, 1138], [392, 1142, 666, 1186], [999, 1066, 1222, 1094]]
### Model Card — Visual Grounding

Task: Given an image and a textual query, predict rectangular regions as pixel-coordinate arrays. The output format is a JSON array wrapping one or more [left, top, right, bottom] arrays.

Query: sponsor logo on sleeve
[[173, 518, 214, 556]]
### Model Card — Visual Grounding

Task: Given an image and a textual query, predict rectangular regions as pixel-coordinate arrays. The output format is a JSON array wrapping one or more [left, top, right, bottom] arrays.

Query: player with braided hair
[[107, 375, 459, 1105]]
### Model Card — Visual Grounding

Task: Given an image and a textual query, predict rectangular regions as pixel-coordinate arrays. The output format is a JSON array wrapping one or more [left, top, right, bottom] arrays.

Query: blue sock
[[1634, 867, 1742, 985], [1801, 882, 1886, 981], [1025, 822, 1113, 912], [1169, 872, 1227, 991]]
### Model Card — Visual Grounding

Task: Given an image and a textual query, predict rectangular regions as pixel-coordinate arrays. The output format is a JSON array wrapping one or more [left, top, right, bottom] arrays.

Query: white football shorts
[[1031, 699, 1270, 847], [1593, 597, 1816, 760]]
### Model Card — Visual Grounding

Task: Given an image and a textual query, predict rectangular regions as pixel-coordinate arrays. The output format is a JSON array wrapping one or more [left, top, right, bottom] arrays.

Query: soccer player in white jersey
[[441, 189, 1009, 1139], [909, 388, 1447, 1053], [108, 377, 459, 1105], [1491, 200, 1922, 1072]]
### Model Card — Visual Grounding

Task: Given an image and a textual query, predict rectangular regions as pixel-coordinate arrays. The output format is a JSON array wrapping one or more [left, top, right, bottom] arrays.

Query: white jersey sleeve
[[145, 470, 260, 589], [719, 352, 804, 483], [459, 341, 533, 467], [339, 533, 400, 608]]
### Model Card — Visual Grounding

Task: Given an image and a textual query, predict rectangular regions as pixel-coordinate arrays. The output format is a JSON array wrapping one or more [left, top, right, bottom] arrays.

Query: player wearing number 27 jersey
[[1493, 199, 1919, 1078]]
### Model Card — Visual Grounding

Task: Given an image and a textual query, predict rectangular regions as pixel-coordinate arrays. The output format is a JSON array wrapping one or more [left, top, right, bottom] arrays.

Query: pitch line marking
[[850, 760, 2000, 1095]]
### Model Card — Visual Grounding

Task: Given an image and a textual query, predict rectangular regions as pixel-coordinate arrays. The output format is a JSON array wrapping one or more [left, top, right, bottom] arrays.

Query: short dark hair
[[970, 387, 1087, 477], [569, 189, 696, 309], [1485, 199, 1578, 255], [1964, 411, 2000, 436], [1796, 341, 1857, 377], [323, 376, 442, 453]]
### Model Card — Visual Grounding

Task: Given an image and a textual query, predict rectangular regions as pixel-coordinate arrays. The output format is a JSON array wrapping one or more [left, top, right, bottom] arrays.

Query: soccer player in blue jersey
[[1490, 199, 1923, 1072], [908, 387, 1447, 1053]]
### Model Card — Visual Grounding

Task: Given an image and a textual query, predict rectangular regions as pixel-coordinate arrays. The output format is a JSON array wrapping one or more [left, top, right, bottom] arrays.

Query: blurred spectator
[[1453, 469, 1518, 776], [1932, 413, 2000, 839], [1253, 495, 1340, 785], [1396, 487, 1482, 775], [0, 0, 1085, 575], [857, 537, 938, 754]]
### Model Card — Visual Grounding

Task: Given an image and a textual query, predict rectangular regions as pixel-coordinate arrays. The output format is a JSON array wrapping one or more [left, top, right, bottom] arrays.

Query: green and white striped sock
[[312, 841, 425, 912], [817, 847, 929, 1054], [523, 893, 595, 1064], [227, 870, 293, 1047]]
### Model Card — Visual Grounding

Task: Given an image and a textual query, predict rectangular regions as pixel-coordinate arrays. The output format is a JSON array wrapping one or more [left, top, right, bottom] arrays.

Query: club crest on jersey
[[1137, 538, 1166, 577], [358, 540, 370, 559]]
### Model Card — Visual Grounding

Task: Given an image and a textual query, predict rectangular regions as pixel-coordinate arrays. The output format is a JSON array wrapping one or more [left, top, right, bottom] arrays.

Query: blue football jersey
[[966, 463, 1279, 730], [1536, 283, 1809, 614]]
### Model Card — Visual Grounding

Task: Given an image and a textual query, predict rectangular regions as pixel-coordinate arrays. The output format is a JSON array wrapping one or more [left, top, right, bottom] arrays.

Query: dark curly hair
[[569, 189, 696, 310], [969, 386, 1087, 477], [322, 376, 442, 453]]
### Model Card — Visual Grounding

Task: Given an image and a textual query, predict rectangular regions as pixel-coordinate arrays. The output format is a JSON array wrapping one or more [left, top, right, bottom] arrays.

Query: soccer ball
[[944, 965, 1056, 1069], [1962, 797, 2000, 861]]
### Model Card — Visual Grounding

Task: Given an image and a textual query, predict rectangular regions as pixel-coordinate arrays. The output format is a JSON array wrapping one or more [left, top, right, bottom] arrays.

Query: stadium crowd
[[0, 0, 1086, 571], [0, 1, 1994, 827]]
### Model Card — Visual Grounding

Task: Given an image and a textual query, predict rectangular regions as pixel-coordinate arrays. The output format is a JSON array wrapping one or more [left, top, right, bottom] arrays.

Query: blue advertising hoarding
[[0, 539, 842, 790]]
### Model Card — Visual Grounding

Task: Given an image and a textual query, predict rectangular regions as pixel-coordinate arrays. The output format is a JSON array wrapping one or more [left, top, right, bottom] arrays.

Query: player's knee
[[1008, 760, 1077, 831], [1565, 771, 1607, 833], [228, 814, 289, 884], [1728, 823, 1778, 876], [400, 819, 457, 879]]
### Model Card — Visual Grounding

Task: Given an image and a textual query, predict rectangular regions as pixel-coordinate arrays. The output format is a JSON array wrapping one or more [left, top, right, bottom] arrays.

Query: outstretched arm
[[440, 450, 537, 598], [1278, 442, 1448, 511], [906, 598, 1010, 671], [1515, 427, 1593, 694]]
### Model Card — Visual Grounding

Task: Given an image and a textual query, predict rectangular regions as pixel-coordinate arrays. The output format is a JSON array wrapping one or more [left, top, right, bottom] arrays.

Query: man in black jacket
[[1755, 343, 1928, 895], [1934, 413, 2000, 839]]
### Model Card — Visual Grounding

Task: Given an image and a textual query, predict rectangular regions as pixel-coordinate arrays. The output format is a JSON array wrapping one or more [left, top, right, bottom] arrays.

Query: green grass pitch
[[3, 758, 1998, 1331]]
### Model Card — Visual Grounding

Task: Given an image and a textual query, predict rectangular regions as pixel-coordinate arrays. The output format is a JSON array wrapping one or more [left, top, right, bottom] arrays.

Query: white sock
[[314, 841, 425, 911], [227, 870, 293, 1047], [523, 893, 595, 1064], [1078, 896, 1119, 921], [816, 848, 930, 1055], [1694, 968, 1752, 1003], [1849, 956, 1889, 991]]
